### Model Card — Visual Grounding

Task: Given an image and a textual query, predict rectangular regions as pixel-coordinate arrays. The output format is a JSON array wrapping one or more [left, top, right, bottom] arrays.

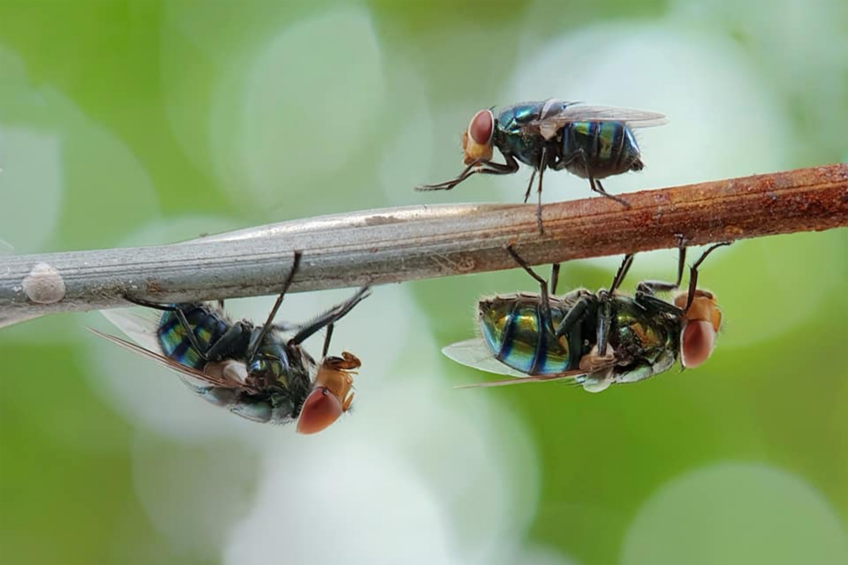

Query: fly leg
[[534, 147, 549, 233], [416, 154, 519, 192], [560, 148, 630, 207], [609, 253, 635, 294], [523, 168, 536, 203], [633, 237, 688, 313], [552, 293, 595, 371], [246, 251, 302, 359], [593, 252, 638, 365], [594, 292, 615, 361], [591, 177, 630, 208], [550, 263, 561, 295], [605, 250, 695, 354], [416, 161, 478, 191], [523, 147, 554, 233], [504, 243, 555, 334], [268, 321, 303, 333], [634, 241, 730, 313], [321, 324, 335, 359], [632, 293, 685, 317], [288, 286, 372, 347], [635, 234, 693, 297], [679, 242, 731, 312], [636, 243, 687, 297]]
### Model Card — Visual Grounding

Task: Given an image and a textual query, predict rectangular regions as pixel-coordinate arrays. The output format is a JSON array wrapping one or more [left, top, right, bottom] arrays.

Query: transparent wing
[[444, 336, 629, 390], [549, 105, 667, 126], [100, 307, 162, 352], [443, 337, 591, 388], [454, 369, 589, 389], [529, 103, 667, 139], [442, 338, 530, 379], [87, 327, 233, 389]]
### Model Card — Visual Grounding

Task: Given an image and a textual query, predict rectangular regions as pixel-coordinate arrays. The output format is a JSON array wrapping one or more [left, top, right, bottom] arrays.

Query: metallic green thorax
[[607, 296, 679, 383], [494, 102, 551, 167], [248, 340, 312, 395]]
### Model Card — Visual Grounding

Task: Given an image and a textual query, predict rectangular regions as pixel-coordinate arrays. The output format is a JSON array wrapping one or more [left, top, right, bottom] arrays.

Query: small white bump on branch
[[0, 164, 846, 329]]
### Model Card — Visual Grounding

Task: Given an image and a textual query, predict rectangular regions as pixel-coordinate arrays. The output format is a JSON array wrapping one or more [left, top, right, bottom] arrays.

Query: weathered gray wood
[[2, 164, 846, 328]]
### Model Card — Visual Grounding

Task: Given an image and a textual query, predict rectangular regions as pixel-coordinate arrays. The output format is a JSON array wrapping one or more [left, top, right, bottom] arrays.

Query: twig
[[1, 164, 846, 328]]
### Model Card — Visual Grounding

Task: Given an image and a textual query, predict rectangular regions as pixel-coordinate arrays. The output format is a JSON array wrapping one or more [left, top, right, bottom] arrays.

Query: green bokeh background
[[1, 1, 847, 564]]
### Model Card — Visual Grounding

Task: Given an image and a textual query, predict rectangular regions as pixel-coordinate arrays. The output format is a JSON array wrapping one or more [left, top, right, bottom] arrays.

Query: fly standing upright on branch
[[417, 99, 666, 232]]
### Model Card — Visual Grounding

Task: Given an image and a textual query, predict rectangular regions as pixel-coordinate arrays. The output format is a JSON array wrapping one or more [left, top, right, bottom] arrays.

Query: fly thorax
[[248, 356, 287, 388], [244, 338, 287, 385], [495, 102, 549, 167], [612, 301, 675, 356], [627, 323, 664, 349]]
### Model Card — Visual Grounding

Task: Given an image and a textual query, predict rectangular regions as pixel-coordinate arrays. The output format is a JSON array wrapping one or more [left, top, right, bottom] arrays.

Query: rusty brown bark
[[1, 164, 846, 328]]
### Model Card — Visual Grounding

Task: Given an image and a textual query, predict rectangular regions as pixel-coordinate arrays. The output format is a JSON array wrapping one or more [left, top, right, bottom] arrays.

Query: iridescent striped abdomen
[[560, 121, 642, 179], [478, 294, 573, 376], [157, 304, 231, 369]]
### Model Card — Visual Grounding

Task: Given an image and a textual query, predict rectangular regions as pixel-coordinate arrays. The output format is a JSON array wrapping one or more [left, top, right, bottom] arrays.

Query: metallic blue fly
[[94, 252, 369, 434], [444, 243, 728, 391], [417, 99, 666, 231]]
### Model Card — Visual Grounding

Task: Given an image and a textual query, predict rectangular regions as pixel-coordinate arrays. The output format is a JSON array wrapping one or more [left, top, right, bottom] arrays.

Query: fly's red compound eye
[[680, 320, 716, 369], [296, 387, 342, 435], [468, 109, 494, 146]]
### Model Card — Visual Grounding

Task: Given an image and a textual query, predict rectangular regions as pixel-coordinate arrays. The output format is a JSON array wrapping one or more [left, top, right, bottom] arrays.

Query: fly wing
[[445, 336, 624, 390], [443, 337, 590, 388], [87, 327, 233, 389], [454, 369, 589, 389], [442, 338, 530, 379], [528, 103, 667, 139], [553, 105, 668, 126], [100, 307, 163, 352]]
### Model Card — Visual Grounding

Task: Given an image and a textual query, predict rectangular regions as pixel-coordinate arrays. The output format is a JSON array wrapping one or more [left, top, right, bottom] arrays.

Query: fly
[[416, 99, 666, 232], [92, 252, 370, 434], [444, 242, 728, 391]]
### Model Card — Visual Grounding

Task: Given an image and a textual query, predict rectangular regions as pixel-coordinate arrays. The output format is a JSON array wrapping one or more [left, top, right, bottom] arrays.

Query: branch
[[1, 164, 846, 328]]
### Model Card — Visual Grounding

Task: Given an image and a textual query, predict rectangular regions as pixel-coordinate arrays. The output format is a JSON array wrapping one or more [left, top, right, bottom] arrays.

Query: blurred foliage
[[1, 1, 847, 564]]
